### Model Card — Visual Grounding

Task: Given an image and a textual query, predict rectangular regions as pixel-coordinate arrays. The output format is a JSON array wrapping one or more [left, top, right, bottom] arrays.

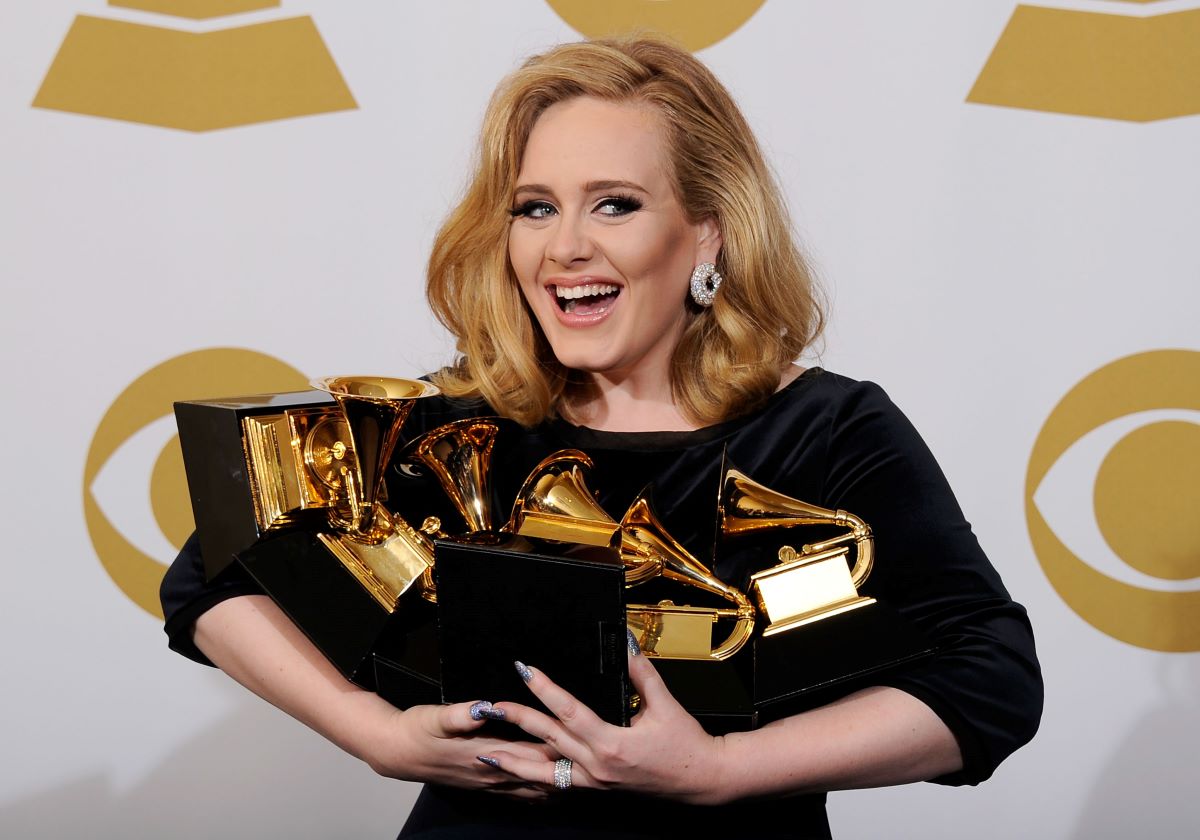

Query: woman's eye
[[510, 200, 556, 220], [595, 195, 643, 217]]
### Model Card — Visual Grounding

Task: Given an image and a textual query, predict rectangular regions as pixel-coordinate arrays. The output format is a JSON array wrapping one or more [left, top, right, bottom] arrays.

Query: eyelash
[[508, 194, 644, 219], [596, 194, 643, 216]]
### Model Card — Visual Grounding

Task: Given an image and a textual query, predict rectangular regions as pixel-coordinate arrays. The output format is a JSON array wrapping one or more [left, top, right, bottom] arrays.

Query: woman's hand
[[194, 595, 557, 801], [372, 700, 560, 800], [478, 635, 729, 805]]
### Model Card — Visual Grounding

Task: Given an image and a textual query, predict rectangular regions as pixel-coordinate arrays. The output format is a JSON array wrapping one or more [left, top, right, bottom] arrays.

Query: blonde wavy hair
[[427, 36, 824, 427]]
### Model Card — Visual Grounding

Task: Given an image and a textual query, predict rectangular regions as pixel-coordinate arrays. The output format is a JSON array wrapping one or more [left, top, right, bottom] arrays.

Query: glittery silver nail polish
[[626, 628, 641, 656], [469, 700, 493, 721], [514, 660, 533, 683], [479, 705, 506, 721], [477, 755, 502, 769]]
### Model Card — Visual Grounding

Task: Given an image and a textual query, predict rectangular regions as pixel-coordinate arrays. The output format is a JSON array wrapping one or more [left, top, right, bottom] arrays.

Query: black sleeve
[[819, 381, 1043, 785], [160, 531, 263, 666]]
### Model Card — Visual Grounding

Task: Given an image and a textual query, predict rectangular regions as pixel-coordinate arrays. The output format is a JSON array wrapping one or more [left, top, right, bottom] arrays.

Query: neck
[[566, 363, 695, 433], [563, 363, 807, 433]]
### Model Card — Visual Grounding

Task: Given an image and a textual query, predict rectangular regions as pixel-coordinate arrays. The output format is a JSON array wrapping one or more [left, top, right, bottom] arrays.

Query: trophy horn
[[399, 417, 503, 535], [310, 376, 439, 535], [306, 376, 441, 609], [621, 489, 755, 661], [719, 463, 874, 588], [505, 450, 663, 585]]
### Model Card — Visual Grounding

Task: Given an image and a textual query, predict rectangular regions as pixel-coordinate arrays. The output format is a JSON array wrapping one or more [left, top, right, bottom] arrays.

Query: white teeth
[[554, 283, 618, 300]]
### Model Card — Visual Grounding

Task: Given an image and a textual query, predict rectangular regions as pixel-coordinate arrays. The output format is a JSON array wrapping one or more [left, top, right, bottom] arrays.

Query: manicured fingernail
[[514, 660, 533, 683], [479, 705, 506, 721], [469, 700, 494, 721], [477, 755, 502, 769], [626, 628, 641, 656]]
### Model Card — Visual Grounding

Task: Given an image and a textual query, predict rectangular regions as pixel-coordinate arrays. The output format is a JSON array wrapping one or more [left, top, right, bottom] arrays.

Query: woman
[[162, 37, 1041, 838]]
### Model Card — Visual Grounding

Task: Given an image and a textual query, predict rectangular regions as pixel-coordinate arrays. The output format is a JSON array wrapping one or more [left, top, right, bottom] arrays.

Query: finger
[[434, 699, 503, 736], [482, 780, 550, 801], [491, 700, 589, 759], [625, 640, 676, 711], [501, 740, 564, 763], [472, 761, 552, 801], [511, 661, 607, 740], [477, 751, 594, 792]]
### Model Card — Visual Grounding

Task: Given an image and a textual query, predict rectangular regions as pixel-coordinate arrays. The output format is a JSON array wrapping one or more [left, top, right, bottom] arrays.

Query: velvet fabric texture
[[161, 368, 1042, 837]]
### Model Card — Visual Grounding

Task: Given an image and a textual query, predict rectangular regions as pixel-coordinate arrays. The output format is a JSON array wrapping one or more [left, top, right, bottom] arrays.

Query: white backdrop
[[3, 2, 1198, 838]]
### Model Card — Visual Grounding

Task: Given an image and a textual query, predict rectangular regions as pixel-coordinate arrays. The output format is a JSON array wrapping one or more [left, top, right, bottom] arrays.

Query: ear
[[694, 216, 723, 265]]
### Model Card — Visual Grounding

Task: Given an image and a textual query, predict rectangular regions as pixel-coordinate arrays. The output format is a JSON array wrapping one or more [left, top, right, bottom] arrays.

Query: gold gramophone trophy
[[721, 464, 876, 636], [176, 376, 443, 696], [504, 450, 754, 661], [506, 450, 662, 584], [397, 417, 507, 539], [715, 458, 935, 721]]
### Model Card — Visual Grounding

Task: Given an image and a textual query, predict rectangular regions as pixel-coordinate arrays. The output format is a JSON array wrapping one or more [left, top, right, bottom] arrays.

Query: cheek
[[507, 233, 536, 289], [627, 224, 692, 281]]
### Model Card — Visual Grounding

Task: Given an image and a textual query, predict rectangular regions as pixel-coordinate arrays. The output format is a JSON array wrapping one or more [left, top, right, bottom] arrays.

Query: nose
[[546, 212, 594, 266]]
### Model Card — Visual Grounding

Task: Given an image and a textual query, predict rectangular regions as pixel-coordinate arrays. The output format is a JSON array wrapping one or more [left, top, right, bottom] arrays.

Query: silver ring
[[553, 757, 573, 790]]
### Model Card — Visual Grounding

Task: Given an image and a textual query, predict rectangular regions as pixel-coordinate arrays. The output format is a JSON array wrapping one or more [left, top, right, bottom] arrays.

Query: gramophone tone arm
[[660, 563, 753, 611], [798, 510, 875, 588], [711, 604, 756, 660], [325, 466, 365, 533]]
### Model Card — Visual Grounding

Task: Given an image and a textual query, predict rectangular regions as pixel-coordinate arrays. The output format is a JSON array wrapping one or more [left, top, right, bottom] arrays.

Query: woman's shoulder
[[745, 366, 903, 431]]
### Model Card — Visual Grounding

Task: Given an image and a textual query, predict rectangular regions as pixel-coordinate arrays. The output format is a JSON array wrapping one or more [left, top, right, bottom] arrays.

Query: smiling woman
[[507, 97, 722, 430], [426, 38, 822, 430], [162, 35, 1042, 840]]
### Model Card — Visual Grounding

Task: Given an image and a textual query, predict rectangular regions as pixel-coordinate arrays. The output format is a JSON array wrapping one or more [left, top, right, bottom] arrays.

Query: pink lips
[[545, 278, 622, 326]]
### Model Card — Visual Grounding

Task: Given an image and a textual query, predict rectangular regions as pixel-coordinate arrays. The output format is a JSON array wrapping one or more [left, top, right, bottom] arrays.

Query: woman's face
[[507, 96, 720, 384]]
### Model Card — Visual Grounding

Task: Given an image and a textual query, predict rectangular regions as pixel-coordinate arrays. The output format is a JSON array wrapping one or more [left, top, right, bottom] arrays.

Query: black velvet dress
[[161, 368, 1043, 839]]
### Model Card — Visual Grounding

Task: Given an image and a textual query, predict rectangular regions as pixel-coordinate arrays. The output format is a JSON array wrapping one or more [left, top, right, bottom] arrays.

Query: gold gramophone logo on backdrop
[[33, 1, 356, 131], [1026, 350, 1200, 651], [84, 348, 308, 618], [546, 0, 766, 51], [969, 1, 1200, 122]]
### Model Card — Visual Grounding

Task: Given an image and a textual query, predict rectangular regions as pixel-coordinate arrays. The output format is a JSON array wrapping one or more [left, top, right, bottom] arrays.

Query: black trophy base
[[434, 537, 631, 728], [237, 530, 439, 702], [653, 657, 756, 735], [656, 602, 936, 734], [754, 601, 936, 719], [374, 602, 442, 709], [174, 390, 334, 581]]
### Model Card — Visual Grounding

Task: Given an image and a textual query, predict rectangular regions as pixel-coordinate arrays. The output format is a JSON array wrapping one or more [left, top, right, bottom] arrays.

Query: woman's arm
[[716, 685, 961, 800], [194, 593, 555, 798], [486, 643, 959, 804]]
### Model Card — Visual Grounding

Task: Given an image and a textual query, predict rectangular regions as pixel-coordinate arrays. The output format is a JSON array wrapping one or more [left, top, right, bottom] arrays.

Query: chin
[[548, 348, 619, 375]]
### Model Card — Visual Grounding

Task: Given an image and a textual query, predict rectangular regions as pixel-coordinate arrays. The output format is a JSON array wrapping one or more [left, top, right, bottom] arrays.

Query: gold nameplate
[[516, 511, 621, 548], [750, 545, 876, 636]]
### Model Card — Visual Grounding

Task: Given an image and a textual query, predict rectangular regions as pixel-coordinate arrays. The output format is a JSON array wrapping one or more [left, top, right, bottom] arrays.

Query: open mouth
[[554, 283, 620, 316]]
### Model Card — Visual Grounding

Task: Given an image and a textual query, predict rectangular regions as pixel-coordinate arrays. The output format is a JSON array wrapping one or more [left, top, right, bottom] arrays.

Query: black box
[[434, 537, 631, 727], [237, 530, 440, 691], [174, 390, 334, 580]]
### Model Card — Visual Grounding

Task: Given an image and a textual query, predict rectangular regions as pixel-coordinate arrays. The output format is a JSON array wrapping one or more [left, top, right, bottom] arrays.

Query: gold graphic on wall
[[546, 0, 766, 52], [33, 4, 356, 131], [109, 0, 279, 19], [1026, 350, 1200, 651], [969, 4, 1200, 122], [84, 349, 308, 618]]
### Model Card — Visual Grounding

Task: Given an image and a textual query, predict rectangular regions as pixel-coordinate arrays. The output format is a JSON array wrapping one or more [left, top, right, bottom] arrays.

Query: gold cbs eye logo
[[83, 348, 307, 617], [545, 0, 766, 51], [1026, 349, 1200, 651]]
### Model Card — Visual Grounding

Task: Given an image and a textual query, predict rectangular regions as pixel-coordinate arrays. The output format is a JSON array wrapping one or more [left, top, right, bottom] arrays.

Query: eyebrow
[[512, 179, 650, 196]]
